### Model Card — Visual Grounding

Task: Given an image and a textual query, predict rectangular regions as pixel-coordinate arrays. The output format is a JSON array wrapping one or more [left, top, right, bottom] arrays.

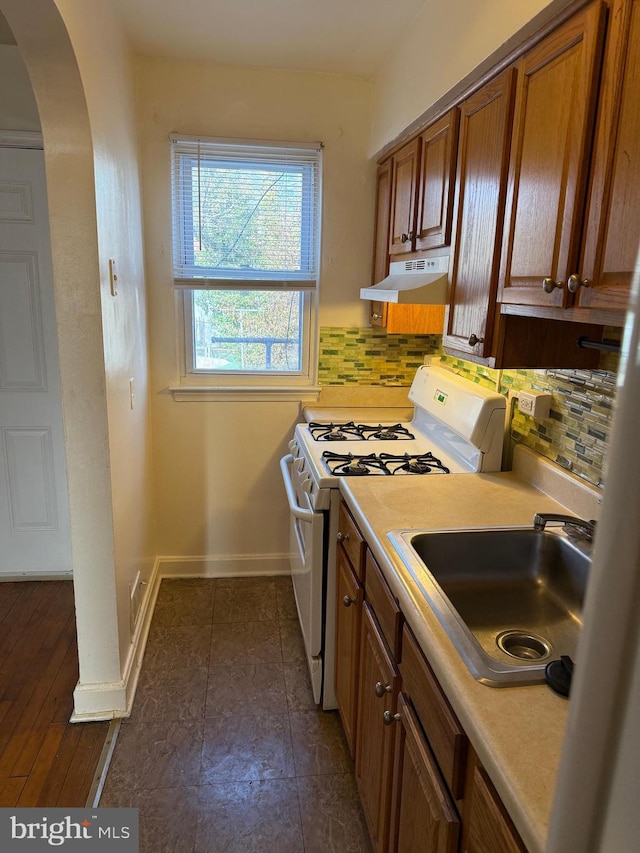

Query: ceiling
[[107, 0, 427, 76]]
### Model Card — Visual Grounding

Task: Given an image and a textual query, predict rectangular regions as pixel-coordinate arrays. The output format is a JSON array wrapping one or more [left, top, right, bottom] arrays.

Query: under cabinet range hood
[[360, 256, 450, 304]]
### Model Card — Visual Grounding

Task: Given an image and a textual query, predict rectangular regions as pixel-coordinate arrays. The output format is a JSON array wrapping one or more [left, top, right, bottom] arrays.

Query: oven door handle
[[280, 454, 316, 522]]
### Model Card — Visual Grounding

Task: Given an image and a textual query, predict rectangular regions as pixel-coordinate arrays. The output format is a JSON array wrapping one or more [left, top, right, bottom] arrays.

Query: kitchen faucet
[[533, 513, 596, 543]]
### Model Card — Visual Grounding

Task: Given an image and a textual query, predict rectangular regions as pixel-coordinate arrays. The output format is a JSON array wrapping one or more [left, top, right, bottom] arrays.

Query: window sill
[[169, 385, 322, 402]]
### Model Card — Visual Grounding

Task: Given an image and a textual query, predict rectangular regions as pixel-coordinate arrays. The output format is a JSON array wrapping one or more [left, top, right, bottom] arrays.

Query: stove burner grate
[[322, 450, 450, 476], [309, 422, 415, 442]]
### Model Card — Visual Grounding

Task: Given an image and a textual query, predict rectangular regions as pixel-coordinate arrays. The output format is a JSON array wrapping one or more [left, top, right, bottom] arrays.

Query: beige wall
[[0, 45, 40, 130], [370, 0, 556, 154], [53, 0, 155, 681], [137, 58, 373, 563]]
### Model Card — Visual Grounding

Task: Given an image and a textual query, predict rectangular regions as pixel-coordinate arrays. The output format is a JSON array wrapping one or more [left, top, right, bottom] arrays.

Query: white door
[[0, 145, 72, 576]]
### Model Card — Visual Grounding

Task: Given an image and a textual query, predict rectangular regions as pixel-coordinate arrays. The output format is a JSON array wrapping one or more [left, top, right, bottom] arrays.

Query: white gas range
[[280, 364, 506, 709]]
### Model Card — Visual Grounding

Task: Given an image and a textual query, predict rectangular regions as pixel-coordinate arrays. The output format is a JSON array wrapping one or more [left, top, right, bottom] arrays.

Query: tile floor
[[100, 576, 371, 852]]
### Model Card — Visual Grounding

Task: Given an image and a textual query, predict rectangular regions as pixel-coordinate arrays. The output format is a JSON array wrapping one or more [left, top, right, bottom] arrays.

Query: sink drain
[[496, 630, 552, 661]]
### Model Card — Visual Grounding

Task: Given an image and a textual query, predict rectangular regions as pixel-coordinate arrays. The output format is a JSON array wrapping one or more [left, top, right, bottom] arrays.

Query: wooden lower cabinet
[[462, 759, 527, 853], [337, 511, 529, 852], [334, 547, 363, 756], [390, 693, 460, 853], [355, 603, 400, 852]]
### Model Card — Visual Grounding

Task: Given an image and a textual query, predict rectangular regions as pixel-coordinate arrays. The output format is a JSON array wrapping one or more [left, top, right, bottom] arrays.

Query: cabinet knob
[[371, 313, 381, 321], [342, 595, 356, 607], [337, 532, 350, 543], [567, 274, 590, 294], [383, 710, 401, 726], [468, 334, 484, 347], [400, 231, 414, 244], [542, 277, 563, 293], [375, 681, 392, 698]]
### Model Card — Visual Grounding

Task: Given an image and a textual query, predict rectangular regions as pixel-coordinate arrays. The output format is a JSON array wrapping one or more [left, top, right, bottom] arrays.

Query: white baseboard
[[71, 558, 162, 722], [158, 553, 290, 578], [71, 680, 127, 722], [0, 571, 73, 581]]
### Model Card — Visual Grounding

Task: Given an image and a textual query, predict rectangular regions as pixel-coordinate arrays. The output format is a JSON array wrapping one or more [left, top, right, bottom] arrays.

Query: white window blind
[[170, 135, 322, 290]]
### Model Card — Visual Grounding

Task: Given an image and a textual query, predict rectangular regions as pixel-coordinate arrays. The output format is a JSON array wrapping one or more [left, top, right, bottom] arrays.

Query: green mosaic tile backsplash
[[318, 327, 441, 385], [318, 326, 620, 488]]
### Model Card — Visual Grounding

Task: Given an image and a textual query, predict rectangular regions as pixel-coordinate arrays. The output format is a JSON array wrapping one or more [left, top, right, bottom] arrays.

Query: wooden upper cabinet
[[415, 108, 460, 252], [498, 1, 607, 308], [372, 160, 392, 287], [388, 111, 459, 257], [444, 68, 517, 360], [370, 160, 392, 328], [578, 0, 640, 310], [369, 153, 446, 334], [389, 138, 421, 255]]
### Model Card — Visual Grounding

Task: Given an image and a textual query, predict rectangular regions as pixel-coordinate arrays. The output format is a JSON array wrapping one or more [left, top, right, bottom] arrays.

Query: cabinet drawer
[[400, 624, 468, 800], [365, 549, 402, 659], [338, 502, 366, 580]]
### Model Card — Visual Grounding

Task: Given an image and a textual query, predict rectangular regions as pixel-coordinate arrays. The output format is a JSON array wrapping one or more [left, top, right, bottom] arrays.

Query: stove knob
[[301, 476, 313, 493], [294, 458, 305, 472], [288, 439, 298, 454]]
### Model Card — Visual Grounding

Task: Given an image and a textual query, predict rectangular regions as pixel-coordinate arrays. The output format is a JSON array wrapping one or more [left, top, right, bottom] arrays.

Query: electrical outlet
[[518, 389, 552, 420]]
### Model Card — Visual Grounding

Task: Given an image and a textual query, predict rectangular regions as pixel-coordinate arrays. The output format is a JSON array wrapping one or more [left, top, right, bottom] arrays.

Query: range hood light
[[360, 257, 450, 304]]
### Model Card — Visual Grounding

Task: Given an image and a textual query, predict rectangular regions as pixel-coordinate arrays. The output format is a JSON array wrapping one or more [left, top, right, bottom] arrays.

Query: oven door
[[280, 453, 325, 703]]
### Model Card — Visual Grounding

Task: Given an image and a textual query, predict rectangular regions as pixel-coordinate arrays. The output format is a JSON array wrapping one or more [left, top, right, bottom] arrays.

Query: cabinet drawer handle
[[337, 532, 350, 543], [567, 274, 590, 293], [342, 595, 356, 607], [467, 334, 484, 347], [383, 710, 401, 726], [375, 681, 392, 698], [542, 277, 563, 293]]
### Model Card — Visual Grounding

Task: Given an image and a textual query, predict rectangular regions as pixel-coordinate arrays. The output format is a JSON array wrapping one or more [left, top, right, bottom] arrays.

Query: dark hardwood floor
[[0, 580, 110, 807]]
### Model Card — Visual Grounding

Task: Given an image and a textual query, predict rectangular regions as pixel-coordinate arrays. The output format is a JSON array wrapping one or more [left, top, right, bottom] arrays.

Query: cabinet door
[[415, 109, 460, 252], [579, 0, 640, 310], [390, 694, 460, 853], [443, 68, 517, 359], [389, 138, 421, 255], [499, 1, 606, 308], [464, 766, 526, 853], [370, 161, 391, 327], [335, 547, 363, 757], [356, 603, 400, 852]]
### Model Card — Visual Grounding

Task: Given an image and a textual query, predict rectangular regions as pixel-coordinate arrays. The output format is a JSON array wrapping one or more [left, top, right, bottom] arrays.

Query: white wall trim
[[157, 553, 291, 578], [0, 571, 72, 581], [0, 129, 43, 148], [71, 558, 161, 722], [71, 681, 127, 722], [121, 557, 162, 717]]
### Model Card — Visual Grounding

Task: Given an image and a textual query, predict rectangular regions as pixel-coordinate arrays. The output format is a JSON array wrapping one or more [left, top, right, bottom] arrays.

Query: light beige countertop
[[338, 447, 602, 853]]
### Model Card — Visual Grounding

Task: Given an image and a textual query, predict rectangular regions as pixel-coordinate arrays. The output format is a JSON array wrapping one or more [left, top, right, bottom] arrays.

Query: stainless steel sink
[[388, 527, 591, 686]]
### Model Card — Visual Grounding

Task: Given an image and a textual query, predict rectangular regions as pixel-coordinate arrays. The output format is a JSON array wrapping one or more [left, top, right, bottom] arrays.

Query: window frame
[[169, 135, 322, 395]]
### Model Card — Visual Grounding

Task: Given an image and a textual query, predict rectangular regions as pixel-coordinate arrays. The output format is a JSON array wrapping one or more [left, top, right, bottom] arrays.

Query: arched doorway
[[0, 0, 122, 719]]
